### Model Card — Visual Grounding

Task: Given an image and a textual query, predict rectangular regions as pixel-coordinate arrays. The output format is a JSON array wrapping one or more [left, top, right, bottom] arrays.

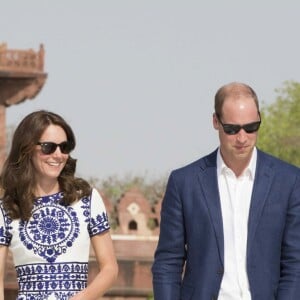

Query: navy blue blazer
[[152, 149, 300, 300]]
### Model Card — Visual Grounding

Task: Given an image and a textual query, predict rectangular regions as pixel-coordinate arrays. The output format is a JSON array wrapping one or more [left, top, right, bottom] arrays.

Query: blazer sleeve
[[152, 172, 186, 300], [277, 174, 300, 299]]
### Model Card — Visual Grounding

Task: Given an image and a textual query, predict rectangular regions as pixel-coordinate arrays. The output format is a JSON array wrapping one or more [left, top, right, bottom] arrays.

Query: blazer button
[[217, 268, 224, 275]]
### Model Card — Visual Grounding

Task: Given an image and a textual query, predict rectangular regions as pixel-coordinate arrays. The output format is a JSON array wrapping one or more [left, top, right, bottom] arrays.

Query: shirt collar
[[217, 147, 257, 179]]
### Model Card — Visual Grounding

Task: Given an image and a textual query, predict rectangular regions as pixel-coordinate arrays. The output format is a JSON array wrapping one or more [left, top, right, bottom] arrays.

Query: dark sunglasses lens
[[41, 143, 57, 154], [223, 125, 241, 135], [243, 122, 261, 133], [59, 141, 72, 154]]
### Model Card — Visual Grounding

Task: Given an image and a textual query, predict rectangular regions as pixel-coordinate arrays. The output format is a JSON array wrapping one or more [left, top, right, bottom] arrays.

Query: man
[[152, 82, 300, 300]]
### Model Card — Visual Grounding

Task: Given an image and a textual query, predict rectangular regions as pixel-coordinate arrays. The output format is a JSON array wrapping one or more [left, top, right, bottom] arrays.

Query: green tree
[[147, 292, 154, 300], [90, 172, 168, 205], [257, 80, 300, 166]]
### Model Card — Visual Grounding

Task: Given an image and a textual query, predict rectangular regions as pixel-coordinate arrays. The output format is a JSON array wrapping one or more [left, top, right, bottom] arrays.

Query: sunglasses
[[217, 115, 261, 135], [37, 141, 74, 155]]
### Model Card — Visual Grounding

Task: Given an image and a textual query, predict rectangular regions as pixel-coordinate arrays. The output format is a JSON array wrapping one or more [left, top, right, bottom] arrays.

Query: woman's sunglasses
[[217, 114, 261, 135], [37, 141, 73, 155]]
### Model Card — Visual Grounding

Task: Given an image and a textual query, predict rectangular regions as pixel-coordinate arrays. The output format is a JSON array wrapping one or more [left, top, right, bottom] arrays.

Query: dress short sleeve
[[0, 201, 11, 246], [87, 188, 110, 237]]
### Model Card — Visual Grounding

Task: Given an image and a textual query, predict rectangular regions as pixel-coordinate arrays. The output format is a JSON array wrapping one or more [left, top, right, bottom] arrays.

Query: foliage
[[147, 291, 154, 300], [89, 172, 168, 204], [257, 80, 300, 166]]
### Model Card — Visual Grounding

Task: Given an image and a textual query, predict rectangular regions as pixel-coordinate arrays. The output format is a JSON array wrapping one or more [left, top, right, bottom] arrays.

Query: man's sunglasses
[[37, 141, 74, 155], [216, 114, 261, 135]]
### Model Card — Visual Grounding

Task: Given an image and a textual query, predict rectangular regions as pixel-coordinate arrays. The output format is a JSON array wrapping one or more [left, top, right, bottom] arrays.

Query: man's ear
[[213, 113, 219, 130]]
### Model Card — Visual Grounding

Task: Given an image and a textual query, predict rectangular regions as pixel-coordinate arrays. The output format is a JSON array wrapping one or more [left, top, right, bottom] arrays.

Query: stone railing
[[0, 43, 45, 73]]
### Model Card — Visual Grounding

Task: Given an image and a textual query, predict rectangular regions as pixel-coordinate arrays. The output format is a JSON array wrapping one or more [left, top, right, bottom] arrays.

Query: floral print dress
[[0, 188, 110, 300]]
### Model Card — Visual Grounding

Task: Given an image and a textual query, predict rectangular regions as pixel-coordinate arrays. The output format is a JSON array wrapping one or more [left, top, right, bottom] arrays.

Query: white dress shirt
[[217, 147, 257, 300]]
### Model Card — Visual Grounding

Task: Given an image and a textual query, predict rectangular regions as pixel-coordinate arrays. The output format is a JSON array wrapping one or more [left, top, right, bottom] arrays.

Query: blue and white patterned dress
[[0, 188, 110, 300]]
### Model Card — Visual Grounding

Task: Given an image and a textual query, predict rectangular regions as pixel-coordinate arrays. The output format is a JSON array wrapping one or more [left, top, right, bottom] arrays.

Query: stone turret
[[0, 43, 47, 171]]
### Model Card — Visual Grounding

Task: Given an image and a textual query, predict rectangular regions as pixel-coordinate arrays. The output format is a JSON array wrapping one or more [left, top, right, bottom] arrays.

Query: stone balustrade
[[0, 43, 44, 73]]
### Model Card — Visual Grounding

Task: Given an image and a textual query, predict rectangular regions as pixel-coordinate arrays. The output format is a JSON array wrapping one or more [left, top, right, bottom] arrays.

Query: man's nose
[[236, 129, 247, 143]]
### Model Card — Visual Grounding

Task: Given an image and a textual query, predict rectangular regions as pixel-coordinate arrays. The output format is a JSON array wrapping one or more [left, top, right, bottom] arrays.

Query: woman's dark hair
[[0, 110, 91, 220]]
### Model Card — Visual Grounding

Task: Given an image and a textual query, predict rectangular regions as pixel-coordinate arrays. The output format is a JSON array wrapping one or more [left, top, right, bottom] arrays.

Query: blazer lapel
[[247, 151, 274, 252], [198, 151, 224, 265], [196, 150, 273, 266]]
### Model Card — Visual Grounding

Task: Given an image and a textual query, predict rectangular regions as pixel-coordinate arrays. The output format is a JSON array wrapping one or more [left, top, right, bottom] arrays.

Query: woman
[[0, 110, 118, 300]]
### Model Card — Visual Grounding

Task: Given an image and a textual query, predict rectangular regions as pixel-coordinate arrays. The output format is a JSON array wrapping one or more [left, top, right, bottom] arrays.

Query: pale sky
[[1, 1, 300, 180]]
